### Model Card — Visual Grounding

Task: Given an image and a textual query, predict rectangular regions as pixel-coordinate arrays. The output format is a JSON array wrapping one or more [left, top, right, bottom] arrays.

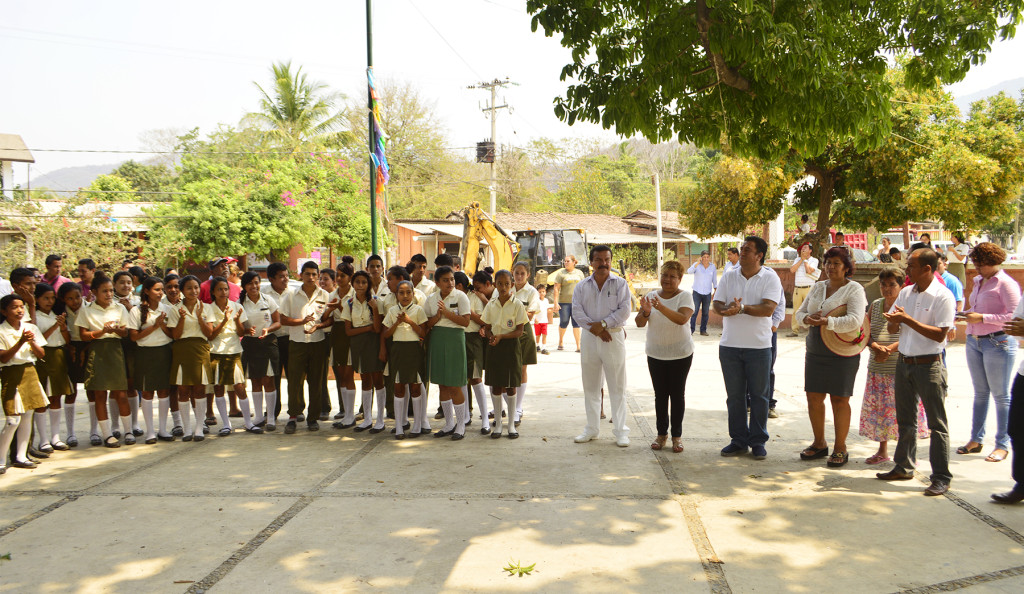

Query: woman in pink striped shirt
[[959, 243, 1020, 462]]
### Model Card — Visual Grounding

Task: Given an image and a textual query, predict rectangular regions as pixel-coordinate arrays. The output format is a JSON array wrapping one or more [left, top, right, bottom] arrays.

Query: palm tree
[[244, 61, 348, 151]]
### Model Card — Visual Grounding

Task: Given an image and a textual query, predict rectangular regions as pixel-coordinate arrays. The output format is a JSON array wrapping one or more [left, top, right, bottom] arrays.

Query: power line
[[0, 146, 478, 155], [406, 0, 483, 79]]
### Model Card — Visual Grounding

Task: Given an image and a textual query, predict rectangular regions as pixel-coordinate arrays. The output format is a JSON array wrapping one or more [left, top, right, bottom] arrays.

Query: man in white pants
[[572, 245, 632, 447]]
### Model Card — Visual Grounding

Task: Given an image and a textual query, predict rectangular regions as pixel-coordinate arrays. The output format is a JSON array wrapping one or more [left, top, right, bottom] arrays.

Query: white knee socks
[[419, 385, 432, 430], [358, 389, 373, 429], [192, 398, 207, 437], [441, 400, 455, 432], [129, 394, 140, 432], [34, 411, 50, 448], [179, 401, 192, 436], [264, 391, 278, 426], [515, 384, 527, 422], [394, 395, 407, 436], [158, 398, 170, 436], [252, 390, 264, 424], [491, 394, 503, 434], [342, 389, 356, 425], [49, 408, 62, 445], [88, 401, 98, 438], [215, 396, 231, 430], [64, 402, 77, 440], [239, 398, 253, 428], [0, 416, 20, 465], [505, 394, 518, 435], [141, 398, 155, 439], [171, 408, 182, 430], [108, 400, 119, 433], [14, 411, 33, 461], [472, 383, 488, 421], [374, 389, 386, 429], [98, 418, 112, 440], [120, 415, 133, 440], [454, 402, 467, 436]]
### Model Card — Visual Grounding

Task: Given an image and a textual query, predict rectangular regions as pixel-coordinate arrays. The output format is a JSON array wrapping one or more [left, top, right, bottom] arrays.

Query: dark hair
[[920, 233, 931, 240], [889, 247, 901, 256], [969, 242, 1007, 267], [914, 248, 939, 273], [208, 276, 230, 299], [743, 236, 769, 265], [112, 270, 133, 288], [300, 260, 319, 273], [699, 250, 709, 257], [727, 247, 739, 256], [453, 271, 470, 290], [351, 270, 372, 296], [91, 273, 112, 292], [179, 274, 201, 294], [938, 252, 949, 263], [163, 273, 180, 285], [404, 261, 416, 274], [387, 265, 411, 282], [823, 246, 855, 277], [10, 267, 34, 285], [267, 262, 289, 279], [801, 214, 809, 222], [139, 276, 163, 327], [451, 255, 462, 268], [366, 254, 384, 266], [45, 254, 62, 266], [483, 266, 494, 275], [337, 260, 355, 279], [952, 232, 965, 243], [835, 231, 845, 238], [434, 265, 454, 282], [0, 294, 24, 312], [128, 265, 146, 284], [57, 282, 82, 302], [239, 271, 262, 304], [320, 268, 336, 281], [434, 253, 454, 268], [589, 244, 612, 261], [78, 258, 96, 270], [513, 261, 531, 273], [472, 270, 493, 285], [34, 282, 54, 299], [410, 254, 428, 265], [910, 242, 926, 251], [878, 267, 906, 286], [341, 255, 355, 265], [494, 269, 513, 283], [395, 280, 415, 294]]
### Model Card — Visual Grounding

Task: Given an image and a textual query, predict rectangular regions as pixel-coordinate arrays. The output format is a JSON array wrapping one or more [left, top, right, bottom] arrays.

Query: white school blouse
[[513, 283, 541, 318], [36, 310, 67, 348], [0, 321, 46, 365], [74, 301, 131, 341], [383, 303, 428, 342], [205, 301, 248, 355], [423, 290, 471, 329], [261, 286, 293, 338], [340, 295, 378, 329], [242, 294, 279, 337], [481, 296, 529, 337], [66, 305, 85, 342], [128, 303, 173, 347], [466, 291, 489, 334], [165, 300, 209, 340]]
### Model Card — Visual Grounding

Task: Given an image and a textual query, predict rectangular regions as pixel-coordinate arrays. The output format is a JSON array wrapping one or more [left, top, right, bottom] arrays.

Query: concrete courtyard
[[2, 328, 1024, 593]]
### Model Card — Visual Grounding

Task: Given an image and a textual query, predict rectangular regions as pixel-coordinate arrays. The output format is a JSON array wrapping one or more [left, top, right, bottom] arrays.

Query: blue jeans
[[691, 291, 712, 333], [747, 332, 778, 408], [719, 346, 772, 447], [558, 303, 579, 328], [966, 333, 1017, 450]]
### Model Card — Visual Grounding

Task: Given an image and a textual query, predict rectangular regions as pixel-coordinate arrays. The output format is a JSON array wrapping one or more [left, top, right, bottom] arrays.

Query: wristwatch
[[739, 304, 746, 315], [601, 320, 608, 330]]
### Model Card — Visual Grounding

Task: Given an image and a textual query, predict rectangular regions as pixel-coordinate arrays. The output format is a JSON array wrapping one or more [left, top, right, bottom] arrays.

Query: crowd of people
[[3, 238, 1024, 505]]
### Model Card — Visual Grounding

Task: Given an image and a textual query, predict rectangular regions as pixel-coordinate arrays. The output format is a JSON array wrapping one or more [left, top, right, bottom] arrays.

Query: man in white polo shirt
[[878, 248, 955, 496], [713, 236, 782, 460]]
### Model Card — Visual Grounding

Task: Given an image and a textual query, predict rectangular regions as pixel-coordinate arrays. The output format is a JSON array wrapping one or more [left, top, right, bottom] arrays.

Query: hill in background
[[29, 163, 123, 192]]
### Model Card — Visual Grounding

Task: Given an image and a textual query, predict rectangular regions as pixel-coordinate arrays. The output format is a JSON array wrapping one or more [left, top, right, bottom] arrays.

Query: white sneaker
[[616, 436, 630, 447], [574, 432, 596, 443]]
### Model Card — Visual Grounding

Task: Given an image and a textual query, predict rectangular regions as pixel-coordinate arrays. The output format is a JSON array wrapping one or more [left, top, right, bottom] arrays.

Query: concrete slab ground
[[3, 328, 1024, 593]]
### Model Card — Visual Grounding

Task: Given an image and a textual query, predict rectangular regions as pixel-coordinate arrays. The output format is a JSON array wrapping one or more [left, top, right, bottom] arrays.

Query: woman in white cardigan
[[793, 247, 868, 468]]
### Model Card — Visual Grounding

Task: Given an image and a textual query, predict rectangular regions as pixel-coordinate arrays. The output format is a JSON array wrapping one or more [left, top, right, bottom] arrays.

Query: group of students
[[0, 251, 552, 474]]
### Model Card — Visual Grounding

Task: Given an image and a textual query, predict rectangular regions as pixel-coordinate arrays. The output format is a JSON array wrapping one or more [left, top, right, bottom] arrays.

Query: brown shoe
[[876, 468, 915, 481], [924, 481, 949, 496]]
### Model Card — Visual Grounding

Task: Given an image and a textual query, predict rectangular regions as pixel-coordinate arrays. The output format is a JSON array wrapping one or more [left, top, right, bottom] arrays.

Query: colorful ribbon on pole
[[367, 67, 389, 213]]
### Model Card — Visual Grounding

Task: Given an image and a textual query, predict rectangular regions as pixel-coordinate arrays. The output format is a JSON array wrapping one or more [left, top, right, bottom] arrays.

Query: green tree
[[555, 153, 655, 215], [79, 173, 138, 202], [680, 154, 796, 236], [111, 160, 177, 199], [243, 61, 347, 151]]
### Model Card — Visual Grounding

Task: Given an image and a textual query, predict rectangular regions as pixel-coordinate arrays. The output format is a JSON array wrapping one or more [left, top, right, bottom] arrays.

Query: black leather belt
[[900, 354, 941, 365], [973, 331, 1005, 339]]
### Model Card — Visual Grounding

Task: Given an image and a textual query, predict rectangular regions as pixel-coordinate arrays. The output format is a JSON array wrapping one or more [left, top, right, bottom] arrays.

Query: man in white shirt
[[713, 236, 782, 460], [279, 261, 330, 434], [722, 247, 740, 275], [263, 262, 293, 420], [409, 254, 436, 296], [572, 245, 632, 447], [878, 248, 955, 496], [787, 243, 819, 337]]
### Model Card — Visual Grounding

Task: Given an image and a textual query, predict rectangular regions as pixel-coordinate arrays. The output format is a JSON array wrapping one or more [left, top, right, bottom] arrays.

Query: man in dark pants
[[877, 248, 955, 496], [993, 314, 1024, 503], [279, 261, 331, 434], [262, 262, 292, 420], [747, 278, 784, 418]]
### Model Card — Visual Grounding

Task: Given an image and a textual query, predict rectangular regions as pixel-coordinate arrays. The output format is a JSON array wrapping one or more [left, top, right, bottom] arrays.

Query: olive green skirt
[[428, 326, 467, 387], [135, 344, 172, 392], [390, 340, 424, 385], [350, 329, 383, 374], [947, 261, 967, 288], [211, 352, 245, 386], [36, 345, 73, 397], [466, 332, 485, 380], [171, 337, 212, 387], [518, 321, 537, 366], [2, 363, 48, 415], [84, 339, 128, 392], [484, 336, 522, 389]]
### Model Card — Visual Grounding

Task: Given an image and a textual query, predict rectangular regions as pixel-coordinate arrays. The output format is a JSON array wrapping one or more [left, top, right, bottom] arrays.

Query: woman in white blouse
[[794, 247, 868, 468], [635, 261, 694, 453]]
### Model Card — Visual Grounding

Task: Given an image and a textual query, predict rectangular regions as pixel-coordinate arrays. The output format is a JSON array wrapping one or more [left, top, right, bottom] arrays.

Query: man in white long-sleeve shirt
[[572, 245, 632, 447]]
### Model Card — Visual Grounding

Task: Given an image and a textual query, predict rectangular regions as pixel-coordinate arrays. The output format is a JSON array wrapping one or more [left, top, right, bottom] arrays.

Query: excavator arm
[[459, 202, 520, 274]]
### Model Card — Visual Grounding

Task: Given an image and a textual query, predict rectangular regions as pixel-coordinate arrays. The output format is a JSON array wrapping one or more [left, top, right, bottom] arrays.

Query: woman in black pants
[[993, 304, 1024, 503], [635, 261, 695, 453]]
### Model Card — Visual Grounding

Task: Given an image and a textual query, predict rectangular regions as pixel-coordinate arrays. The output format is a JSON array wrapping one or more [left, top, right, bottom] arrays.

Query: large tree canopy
[[528, 0, 1022, 160]]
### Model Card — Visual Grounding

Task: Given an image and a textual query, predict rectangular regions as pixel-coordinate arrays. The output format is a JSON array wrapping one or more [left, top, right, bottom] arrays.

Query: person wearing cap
[[199, 258, 241, 304], [793, 247, 867, 468], [877, 248, 956, 496], [686, 250, 716, 337]]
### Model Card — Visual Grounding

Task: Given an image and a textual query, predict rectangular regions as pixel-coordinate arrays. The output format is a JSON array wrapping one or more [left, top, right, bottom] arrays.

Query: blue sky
[[2, 0, 1022, 187]]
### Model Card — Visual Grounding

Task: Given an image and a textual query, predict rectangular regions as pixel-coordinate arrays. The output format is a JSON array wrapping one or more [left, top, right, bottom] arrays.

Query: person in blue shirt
[[938, 254, 964, 313], [687, 251, 717, 336]]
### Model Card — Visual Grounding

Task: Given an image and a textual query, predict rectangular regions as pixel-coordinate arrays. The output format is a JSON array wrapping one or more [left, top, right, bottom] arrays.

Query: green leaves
[[502, 559, 536, 577]]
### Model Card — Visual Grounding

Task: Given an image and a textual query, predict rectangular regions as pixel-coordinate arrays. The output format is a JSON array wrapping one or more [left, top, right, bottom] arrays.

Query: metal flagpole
[[367, 0, 378, 255]]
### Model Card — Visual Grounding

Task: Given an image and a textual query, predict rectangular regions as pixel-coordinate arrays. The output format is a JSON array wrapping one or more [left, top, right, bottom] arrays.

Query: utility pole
[[366, 0, 378, 255], [652, 172, 664, 272], [468, 78, 516, 218]]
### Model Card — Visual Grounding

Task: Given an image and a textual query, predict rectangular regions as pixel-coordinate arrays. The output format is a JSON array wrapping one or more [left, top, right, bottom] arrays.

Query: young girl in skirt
[[206, 276, 262, 435], [481, 269, 527, 438], [161, 273, 185, 436], [58, 282, 86, 446], [512, 262, 541, 428], [423, 266, 471, 440], [111, 270, 142, 439], [74, 274, 132, 448], [327, 259, 356, 428], [239, 271, 281, 431], [345, 271, 386, 432], [128, 277, 175, 443], [0, 294, 50, 472], [381, 281, 427, 439], [379, 266, 425, 431], [167, 275, 213, 442], [317, 268, 337, 421], [467, 270, 495, 433], [32, 283, 72, 452]]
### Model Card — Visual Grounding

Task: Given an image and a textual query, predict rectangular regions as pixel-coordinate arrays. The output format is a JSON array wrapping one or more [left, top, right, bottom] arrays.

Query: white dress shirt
[[36, 310, 68, 348], [481, 295, 528, 337], [894, 280, 956, 356], [571, 274, 631, 330], [242, 294, 279, 337], [383, 303, 428, 342], [423, 290, 472, 329], [0, 321, 46, 366], [714, 266, 782, 349], [205, 301, 248, 355], [128, 303, 173, 347], [281, 286, 329, 343]]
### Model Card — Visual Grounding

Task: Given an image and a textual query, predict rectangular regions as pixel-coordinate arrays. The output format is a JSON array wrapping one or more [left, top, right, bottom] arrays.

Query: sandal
[[104, 436, 121, 449], [827, 451, 849, 467], [986, 449, 1009, 462], [865, 453, 891, 465], [651, 436, 667, 451], [956, 442, 983, 454], [672, 439, 684, 453], [800, 445, 829, 460], [557, 345, 564, 351]]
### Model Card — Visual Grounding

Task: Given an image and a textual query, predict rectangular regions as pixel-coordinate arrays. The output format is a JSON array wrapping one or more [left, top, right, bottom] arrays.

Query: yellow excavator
[[459, 202, 520, 274]]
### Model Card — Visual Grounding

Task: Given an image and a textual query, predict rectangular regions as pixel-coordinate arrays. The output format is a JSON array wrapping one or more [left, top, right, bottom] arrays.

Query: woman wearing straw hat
[[794, 247, 868, 468]]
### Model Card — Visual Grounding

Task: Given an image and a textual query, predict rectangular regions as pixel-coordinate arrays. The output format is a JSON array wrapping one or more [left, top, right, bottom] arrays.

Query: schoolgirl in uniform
[[467, 270, 494, 433], [32, 283, 72, 452], [239, 271, 281, 431], [57, 282, 86, 446], [206, 276, 261, 435], [0, 294, 50, 472], [161, 273, 184, 436], [481, 269, 527, 439], [74, 274, 132, 448], [512, 262, 541, 428], [111, 270, 142, 439], [381, 280, 427, 439], [327, 259, 356, 428], [423, 266, 471, 440], [453, 271, 476, 426], [344, 271, 385, 432], [128, 277, 174, 443], [167, 275, 213, 442], [378, 265, 426, 430], [317, 268, 337, 421]]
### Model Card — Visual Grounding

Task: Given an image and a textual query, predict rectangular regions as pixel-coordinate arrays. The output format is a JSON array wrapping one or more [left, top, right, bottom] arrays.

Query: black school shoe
[[284, 420, 297, 434]]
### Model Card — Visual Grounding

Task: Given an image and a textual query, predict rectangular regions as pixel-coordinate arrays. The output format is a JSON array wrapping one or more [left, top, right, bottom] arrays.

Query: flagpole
[[366, 0, 378, 255]]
